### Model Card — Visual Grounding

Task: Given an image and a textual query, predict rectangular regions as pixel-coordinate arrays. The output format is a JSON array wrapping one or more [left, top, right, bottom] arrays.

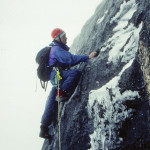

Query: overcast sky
[[0, 0, 102, 149]]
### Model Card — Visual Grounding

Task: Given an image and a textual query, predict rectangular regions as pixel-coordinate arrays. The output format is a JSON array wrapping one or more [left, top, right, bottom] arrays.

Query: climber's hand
[[89, 52, 98, 58]]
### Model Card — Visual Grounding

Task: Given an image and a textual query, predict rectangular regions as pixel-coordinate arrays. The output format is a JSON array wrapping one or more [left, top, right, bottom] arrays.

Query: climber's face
[[61, 34, 67, 45]]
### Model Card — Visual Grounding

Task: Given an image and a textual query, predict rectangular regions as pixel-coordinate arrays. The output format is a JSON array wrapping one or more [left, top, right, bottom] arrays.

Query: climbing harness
[[56, 68, 62, 150]]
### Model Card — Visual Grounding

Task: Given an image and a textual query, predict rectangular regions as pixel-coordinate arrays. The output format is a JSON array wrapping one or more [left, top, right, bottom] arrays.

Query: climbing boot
[[39, 125, 52, 139]]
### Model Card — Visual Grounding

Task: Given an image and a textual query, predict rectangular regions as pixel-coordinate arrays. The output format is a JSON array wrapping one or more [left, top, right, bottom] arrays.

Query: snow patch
[[100, 0, 142, 64], [88, 59, 140, 150], [108, 23, 142, 64], [110, 0, 137, 23]]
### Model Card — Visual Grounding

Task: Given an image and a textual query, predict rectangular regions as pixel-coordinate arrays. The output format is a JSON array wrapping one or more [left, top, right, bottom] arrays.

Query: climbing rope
[[57, 69, 62, 150]]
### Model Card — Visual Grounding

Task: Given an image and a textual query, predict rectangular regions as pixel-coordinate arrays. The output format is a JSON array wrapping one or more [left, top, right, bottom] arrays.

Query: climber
[[39, 28, 97, 139]]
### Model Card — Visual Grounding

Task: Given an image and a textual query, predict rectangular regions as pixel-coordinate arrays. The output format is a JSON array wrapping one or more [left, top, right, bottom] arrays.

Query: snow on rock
[[110, 0, 137, 24], [97, 11, 108, 24], [87, 0, 143, 149], [101, 0, 142, 64], [88, 59, 140, 150]]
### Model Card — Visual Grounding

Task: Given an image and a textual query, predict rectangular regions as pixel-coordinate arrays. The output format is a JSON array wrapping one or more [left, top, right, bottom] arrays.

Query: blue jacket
[[49, 41, 89, 84], [49, 41, 89, 69]]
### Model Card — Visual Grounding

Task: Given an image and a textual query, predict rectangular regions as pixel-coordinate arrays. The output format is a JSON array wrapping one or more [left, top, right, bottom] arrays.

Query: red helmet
[[51, 28, 65, 39]]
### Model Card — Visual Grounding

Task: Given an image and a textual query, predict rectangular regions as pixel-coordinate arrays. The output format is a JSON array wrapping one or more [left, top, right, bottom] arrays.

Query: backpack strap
[[40, 80, 48, 91], [41, 44, 55, 91]]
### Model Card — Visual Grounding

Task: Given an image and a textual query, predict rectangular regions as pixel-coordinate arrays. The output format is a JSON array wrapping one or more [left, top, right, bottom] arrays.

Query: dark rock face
[[42, 0, 150, 149]]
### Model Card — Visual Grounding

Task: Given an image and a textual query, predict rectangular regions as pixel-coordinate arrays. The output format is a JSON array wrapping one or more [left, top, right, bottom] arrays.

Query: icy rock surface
[[42, 0, 150, 149]]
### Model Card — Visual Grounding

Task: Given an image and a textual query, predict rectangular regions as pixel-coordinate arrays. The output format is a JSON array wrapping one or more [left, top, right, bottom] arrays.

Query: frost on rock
[[88, 60, 140, 150], [97, 11, 108, 24], [110, 0, 137, 24], [101, 0, 142, 65]]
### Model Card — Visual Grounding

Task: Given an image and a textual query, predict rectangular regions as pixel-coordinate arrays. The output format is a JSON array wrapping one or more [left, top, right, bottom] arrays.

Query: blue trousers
[[41, 69, 82, 126]]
